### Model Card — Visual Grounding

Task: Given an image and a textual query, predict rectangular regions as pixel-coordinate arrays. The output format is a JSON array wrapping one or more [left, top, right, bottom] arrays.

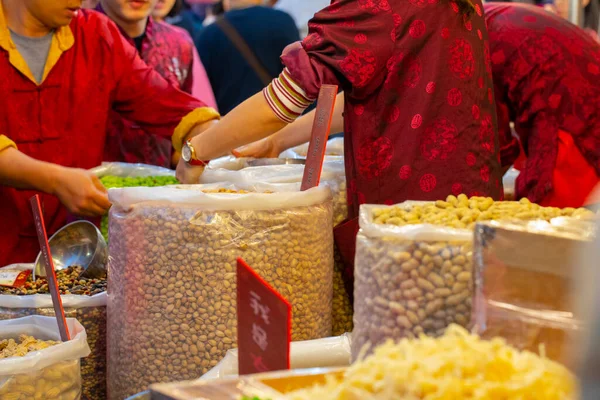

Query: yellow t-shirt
[[0, 135, 16, 153]]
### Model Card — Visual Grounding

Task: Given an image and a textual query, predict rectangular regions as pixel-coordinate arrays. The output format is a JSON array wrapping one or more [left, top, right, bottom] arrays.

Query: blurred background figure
[[153, 0, 184, 21], [99, 0, 217, 168], [163, 0, 216, 38], [82, 0, 100, 8], [273, 0, 330, 38], [195, 0, 299, 114]]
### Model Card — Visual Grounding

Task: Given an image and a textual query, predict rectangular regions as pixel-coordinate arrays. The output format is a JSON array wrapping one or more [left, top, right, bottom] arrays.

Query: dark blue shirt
[[195, 6, 300, 114]]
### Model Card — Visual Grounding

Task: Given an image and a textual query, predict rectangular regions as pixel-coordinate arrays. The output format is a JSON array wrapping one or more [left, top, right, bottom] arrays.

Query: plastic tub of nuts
[[352, 195, 596, 360], [0, 315, 90, 400], [200, 161, 352, 335], [107, 184, 334, 399], [0, 265, 107, 400]]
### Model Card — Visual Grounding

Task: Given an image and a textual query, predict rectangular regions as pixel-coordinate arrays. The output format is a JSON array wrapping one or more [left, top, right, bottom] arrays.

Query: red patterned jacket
[[281, 0, 502, 219]]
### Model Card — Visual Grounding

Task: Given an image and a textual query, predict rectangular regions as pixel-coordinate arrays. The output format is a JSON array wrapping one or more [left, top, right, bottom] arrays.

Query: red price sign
[[30, 195, 70, 342], [301, 85, 338, 191], [237, 258, 291, 376]]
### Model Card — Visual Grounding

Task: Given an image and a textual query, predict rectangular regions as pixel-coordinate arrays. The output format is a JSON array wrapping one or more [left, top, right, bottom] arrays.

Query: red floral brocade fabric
[[281, 0, 502, 219], [485, 3, 600, 204], [101, 11, 197, 168]]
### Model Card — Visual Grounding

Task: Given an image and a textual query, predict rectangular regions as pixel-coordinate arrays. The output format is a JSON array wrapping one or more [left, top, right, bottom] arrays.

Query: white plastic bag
[[0, 316, 90, 399], [107, 184, 334, 399], [503, 168, 520, 201], [90, 162, 175, 178], [0, 264, 107, 400], [201, 334, 352, 380]]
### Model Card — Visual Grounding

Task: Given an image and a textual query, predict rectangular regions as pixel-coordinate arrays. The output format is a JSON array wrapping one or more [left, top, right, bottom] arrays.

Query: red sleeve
[[281, 0, 395, 100], [494, 91, 520, 167], [107, 22, 209, 139]]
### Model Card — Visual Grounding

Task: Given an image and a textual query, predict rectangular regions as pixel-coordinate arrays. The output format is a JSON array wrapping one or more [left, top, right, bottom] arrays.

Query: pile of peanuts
[[372, 195, 595, 228], [352, 195, 595, 359], [107, 192, 333, 399], [0, 359, 81, 400], [0, 335, 60, 358], [332, 244, 353, 336]]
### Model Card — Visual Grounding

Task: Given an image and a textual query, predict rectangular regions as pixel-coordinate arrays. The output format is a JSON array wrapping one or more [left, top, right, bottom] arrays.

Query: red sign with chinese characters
[[237, 258, 291, 375], [30, 195, 71, 342], [301, 84, 338, 191]]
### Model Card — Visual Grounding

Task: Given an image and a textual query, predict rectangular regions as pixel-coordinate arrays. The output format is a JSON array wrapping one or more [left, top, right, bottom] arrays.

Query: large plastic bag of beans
[[352, 198, 596, 360], [201, 333, 352, 380], [0, 315, 90, 400], [353, 202, 473, 360], [106, 184, 334, 399], [199, 162, 352, 336], [0, 264, 108, 400]]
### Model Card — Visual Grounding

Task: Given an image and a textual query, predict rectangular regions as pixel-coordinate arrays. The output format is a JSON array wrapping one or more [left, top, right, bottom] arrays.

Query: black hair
[[167, 0, 184, 17], [213, 0, 225, 15]]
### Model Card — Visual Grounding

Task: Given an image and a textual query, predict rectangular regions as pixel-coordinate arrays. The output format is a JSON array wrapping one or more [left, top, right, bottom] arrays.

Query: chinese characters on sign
[[237, 258, 291, 375]]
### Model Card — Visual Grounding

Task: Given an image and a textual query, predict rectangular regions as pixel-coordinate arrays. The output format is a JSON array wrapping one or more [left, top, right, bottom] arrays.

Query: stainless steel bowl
[[245, 158, 306, 167], [34, 221, 108, 279]]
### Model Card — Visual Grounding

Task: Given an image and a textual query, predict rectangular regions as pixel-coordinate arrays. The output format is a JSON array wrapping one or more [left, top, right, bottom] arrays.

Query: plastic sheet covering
[[279, 137, 345, 159], [90, 162, 175, 178], [0, 316, 90, 400], [201, 334, 352, 380], [473, 219, 597, 369], [107, 184, 334, 399]]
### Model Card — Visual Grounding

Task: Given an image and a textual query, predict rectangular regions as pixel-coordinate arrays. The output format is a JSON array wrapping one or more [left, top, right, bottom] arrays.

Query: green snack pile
[[100, 175, 179, 241]]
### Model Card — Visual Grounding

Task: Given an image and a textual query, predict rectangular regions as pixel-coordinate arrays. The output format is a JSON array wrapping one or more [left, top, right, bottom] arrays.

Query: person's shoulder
[[70, 9, 124, 46]]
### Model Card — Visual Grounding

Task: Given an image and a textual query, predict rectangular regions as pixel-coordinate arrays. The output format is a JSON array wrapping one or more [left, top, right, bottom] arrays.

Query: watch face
[[182, 144, 192, 162]]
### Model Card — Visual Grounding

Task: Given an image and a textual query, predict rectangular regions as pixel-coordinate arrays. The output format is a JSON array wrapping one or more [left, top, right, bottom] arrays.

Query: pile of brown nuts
[[107, 196, 334, 399], [352, 195, 595, 359], [0, 266, 106, 296], [0, 359, 82, 400], [0, 266, 107, 400]]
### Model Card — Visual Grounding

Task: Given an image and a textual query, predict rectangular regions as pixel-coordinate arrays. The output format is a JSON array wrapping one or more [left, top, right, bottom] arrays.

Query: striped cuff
[[263, 68, 315, 124]]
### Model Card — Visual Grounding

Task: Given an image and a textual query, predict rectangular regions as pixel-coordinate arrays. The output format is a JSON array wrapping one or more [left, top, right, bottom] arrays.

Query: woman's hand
[[52, 167, 111, 217], [232, 137, 280, 158], [176, 159, 205, 184]]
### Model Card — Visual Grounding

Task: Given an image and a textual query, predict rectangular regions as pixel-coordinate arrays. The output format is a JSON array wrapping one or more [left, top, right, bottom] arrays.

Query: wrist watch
[[182, 140, 210, 166]]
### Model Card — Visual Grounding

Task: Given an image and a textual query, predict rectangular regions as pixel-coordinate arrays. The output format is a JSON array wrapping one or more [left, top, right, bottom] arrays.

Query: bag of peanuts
[[106, 184, 334, 399], [472, 219, 596, 370], [200, 162, 352, 336], [0, 264, 108, 400], [0, 315, 91, 400], [351, 195, 596, 360]]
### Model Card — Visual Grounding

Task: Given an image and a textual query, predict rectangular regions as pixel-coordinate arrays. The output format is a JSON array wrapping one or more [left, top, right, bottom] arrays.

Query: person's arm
[[0, 146, 111, 217], [233, 92, 344, 158]]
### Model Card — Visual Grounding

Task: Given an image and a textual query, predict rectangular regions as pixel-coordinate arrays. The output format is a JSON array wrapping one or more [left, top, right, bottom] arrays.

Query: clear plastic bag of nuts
[[106, 184, 334, 400], [0, 293, 107, 400], [0, 316, 90, 400], [352, 202, 473, 360], [200, 162, 352, 335]]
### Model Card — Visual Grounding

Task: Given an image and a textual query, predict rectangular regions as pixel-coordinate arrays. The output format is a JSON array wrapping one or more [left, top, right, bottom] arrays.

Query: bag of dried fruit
[[0, 264, 107, 400], [199, 161, 352, 336], [352, 196, 596, 361], [106, 184, 334, 400], [0, 315, 90, 400]]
